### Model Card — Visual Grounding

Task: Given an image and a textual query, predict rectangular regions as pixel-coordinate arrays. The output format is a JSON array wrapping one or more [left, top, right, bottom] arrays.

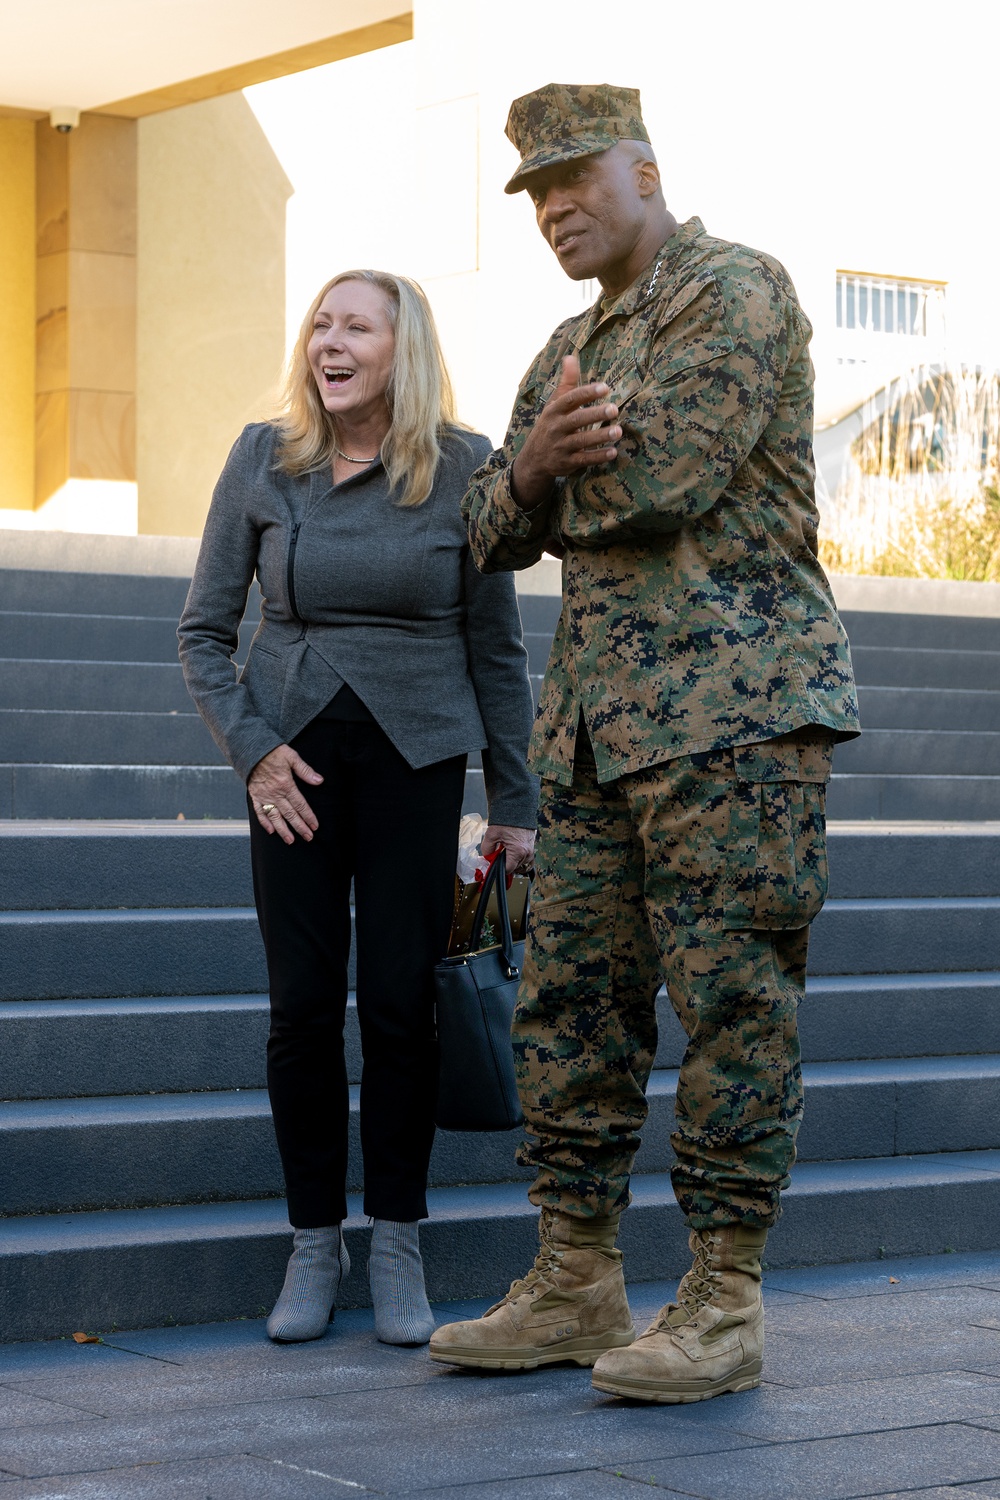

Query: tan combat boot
[[429, 1207, 635, 1370], [591, 1223, 766, 1402]]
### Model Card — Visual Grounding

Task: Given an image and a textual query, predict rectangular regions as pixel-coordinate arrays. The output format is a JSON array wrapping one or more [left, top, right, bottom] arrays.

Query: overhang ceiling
[[1, 0, 410, 117]]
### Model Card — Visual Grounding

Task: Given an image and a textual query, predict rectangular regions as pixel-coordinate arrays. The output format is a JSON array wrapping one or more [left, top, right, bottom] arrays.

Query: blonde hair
[[274, 269, 461, 508]]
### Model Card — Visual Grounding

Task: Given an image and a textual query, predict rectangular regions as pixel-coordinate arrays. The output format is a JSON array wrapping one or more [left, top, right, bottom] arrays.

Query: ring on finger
[[261, 802, 277, 815]]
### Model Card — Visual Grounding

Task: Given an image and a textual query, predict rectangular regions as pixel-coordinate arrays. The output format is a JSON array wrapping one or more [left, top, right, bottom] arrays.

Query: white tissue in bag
[[457, 813, 490, 883]]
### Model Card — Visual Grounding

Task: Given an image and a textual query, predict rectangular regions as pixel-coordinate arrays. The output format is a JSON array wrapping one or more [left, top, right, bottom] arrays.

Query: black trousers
[[249, 715, 466, 1226]]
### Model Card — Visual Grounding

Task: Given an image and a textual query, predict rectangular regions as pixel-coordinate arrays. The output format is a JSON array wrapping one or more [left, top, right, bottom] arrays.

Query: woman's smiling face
[[307, 280, 396, 429]]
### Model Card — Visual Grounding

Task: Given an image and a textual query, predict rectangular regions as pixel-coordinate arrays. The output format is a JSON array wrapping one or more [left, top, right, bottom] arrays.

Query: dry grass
[[819, 485, 1000, 581]]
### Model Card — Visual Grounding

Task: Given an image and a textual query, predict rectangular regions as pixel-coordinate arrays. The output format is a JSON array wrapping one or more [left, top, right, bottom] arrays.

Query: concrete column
[[0, 118, 35, 510], [135, 93, 291, 537], [410, 1, 489, 432], [34, 114, 137, 506]]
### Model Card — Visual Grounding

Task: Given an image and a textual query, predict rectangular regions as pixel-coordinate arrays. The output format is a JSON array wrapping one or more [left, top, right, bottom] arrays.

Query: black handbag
[[434, 849, 525, 1132]]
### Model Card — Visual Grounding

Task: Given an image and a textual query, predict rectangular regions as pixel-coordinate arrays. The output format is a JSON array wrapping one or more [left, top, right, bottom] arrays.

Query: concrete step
[[0, 995, 272, 1100], [0, 569, 193, 619], [839, 609, 1000, 654], [834, 729, 1000, 777], [0, 1088, 529, 1216], [856, 685, 1000, 732], [0, 764, 487, 820], [0, 709, 225, 766], [0, 822, 254, 911], [795, 1055, 1000, 1161], [851, 644, 1000, 691], [0, 819, 994, 914], [0, 1089, 284, 1215], [4, 971, 998, 1106], [6, 714, 994, 797], [515, 596, 562, 634], [0, 598, 257, 665], [0, 763, 247, 820], [4, 1152, 1000, 1341], [827, 773, 1000, 820], [798, 972, 1000, 1063], [0, 612, 185, 664], [0, 907, 269, 1002], [0, 658, 192, 714], [808, 895, 1000, 975], [523, 631, 554, 677], [8, 1054, 1000, 1216], [826, 823, 1000, 898], [2, 890, 993, 1003]]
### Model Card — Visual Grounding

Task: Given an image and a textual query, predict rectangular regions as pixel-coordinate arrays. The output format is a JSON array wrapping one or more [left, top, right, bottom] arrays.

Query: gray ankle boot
[[368, 1219, 436, 1346], [267, 1225, 350, 1343]]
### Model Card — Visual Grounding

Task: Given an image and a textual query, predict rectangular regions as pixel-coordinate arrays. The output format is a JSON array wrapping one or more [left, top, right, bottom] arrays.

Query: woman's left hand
[[482, 824, 536, 876]]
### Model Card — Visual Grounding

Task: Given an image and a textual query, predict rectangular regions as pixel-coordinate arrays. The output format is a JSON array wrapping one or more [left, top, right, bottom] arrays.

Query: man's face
[[525, 145, 652, 288]]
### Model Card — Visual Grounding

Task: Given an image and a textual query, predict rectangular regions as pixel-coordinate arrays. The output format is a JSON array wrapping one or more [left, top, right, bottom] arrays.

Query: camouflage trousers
[[514, 724, 835, 1229]]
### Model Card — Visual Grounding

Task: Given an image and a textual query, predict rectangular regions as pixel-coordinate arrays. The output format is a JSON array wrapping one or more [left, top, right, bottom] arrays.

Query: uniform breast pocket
[[722, 735, 835, 933]]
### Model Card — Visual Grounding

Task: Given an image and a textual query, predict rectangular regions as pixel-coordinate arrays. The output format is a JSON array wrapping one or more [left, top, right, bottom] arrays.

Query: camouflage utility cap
[[504, 82, 649, 195]]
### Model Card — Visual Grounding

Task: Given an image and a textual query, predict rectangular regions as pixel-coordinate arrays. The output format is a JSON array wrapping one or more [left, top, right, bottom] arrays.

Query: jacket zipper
[[286, 521, 301, 621]]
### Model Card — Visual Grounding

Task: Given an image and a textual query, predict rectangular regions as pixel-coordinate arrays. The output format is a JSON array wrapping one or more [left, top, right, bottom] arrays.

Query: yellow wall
[[0, 119, 35, 508], [136, 93, 291, 536], [35, 115, 137, 506]]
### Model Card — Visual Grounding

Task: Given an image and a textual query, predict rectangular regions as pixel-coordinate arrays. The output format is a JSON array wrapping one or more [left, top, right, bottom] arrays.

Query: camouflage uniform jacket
[[463, 216, 860, 785]]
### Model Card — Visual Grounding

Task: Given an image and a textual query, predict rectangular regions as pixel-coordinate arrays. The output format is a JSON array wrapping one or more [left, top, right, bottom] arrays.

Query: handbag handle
[[469, 848, 519, 981]]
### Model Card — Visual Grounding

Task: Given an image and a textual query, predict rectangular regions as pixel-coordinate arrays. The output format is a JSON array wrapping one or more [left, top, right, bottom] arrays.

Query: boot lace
[[489, 1210, 565, 1311], [652, 1231, 722, 1332]]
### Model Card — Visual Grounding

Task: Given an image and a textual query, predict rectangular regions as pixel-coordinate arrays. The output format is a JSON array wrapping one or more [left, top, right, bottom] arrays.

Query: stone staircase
[[1, 560, 999, 1342]]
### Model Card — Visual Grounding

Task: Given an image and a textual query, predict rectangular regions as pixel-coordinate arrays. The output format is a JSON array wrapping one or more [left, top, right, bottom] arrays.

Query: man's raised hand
[[511, 354, 622, 510]]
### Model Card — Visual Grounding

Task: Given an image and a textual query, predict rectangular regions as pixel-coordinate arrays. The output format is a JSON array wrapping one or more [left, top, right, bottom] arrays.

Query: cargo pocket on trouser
[[671, 733, 836, 1227], [723, 736, 833, 933]]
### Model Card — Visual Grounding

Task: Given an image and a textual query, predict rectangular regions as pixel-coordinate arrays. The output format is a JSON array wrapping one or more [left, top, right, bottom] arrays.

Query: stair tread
[[0, 1090, 273, 1126], [806, 970, 1000, 991], [0, 820, 247, 836], [0, 707, 201, 719], [0, 993, 271, 1017], [0, 906, 260, 925], [823, 895, 1000, 911], [5, 1152, 1000, 1253], [827, 822, 1000, 835], [802, 1055, 1000, 1084], [1, 818, 997, 835], [0, 611, 182, 626], [9, 1054, 1000, 1128], [2, 973, 996, 1015], [4, 894, 996, 926], [853, 644, 1000, 660], [833, 772, 1000, 782]]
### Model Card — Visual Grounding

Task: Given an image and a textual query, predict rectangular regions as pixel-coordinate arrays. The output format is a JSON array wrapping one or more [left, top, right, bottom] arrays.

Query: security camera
[[49, 107, 80, 133]]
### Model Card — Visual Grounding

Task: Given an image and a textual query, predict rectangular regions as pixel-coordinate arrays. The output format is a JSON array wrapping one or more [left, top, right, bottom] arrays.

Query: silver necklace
[[334, 445, 377, 465]]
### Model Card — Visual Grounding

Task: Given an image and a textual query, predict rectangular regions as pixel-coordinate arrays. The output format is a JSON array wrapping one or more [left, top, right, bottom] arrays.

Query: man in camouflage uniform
[[430, 83, 859, 1402]]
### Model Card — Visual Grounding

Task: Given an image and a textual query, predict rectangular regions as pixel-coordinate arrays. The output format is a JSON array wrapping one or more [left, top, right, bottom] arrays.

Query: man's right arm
[[461, 351, 556, 574], [463, 352, 622, 574]]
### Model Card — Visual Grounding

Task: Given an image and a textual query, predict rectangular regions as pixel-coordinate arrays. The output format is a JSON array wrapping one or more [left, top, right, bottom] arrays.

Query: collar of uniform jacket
[[572, 216, 707, 351]]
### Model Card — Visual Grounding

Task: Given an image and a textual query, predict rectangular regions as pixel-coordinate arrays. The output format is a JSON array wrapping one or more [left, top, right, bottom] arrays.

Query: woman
[[178, 270, 537, 1346]]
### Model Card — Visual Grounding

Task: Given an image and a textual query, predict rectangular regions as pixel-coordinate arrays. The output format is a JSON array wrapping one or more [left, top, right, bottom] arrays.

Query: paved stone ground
[[2, 1251, 1000, 1498]]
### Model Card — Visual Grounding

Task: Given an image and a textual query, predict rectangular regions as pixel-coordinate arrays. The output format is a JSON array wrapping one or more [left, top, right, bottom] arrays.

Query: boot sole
[[429, 1329, 635, 1372], [592, 1357, 762, 1404]]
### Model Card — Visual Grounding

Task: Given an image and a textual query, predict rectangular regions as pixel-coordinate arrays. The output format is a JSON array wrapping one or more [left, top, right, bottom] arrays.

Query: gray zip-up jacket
[[178, 422, 539, 828]]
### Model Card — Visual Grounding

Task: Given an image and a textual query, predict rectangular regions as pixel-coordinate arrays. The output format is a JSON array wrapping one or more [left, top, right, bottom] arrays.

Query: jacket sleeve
[[177, 428, 286, 782], [558, 268, 806, 544], [463, 550, 540, 827], [461, 351, 562, 575]]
